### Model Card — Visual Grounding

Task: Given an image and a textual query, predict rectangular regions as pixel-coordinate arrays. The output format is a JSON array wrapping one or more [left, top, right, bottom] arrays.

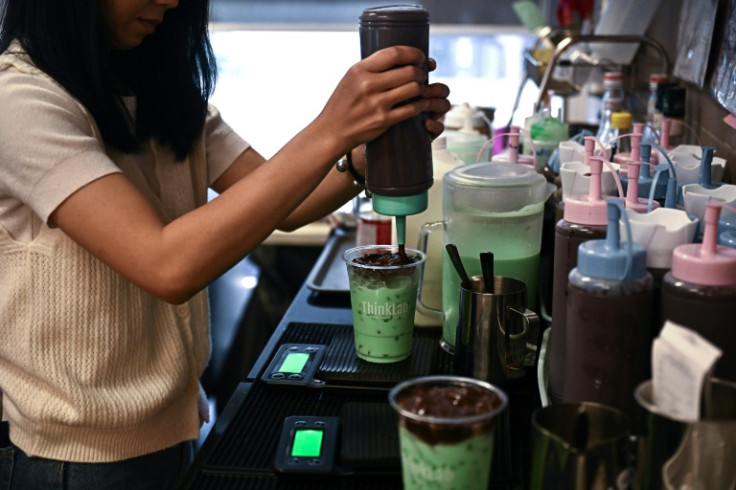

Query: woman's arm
[[211, 144, 364, 232], [212, 59, 450, 231], [51, 46, 445, 304]]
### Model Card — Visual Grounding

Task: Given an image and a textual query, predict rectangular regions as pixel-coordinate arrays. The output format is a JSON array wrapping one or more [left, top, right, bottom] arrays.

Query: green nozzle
[[372, 192, 427, 246], [372, 191, 428, 217], [395, 215, 407, 245]]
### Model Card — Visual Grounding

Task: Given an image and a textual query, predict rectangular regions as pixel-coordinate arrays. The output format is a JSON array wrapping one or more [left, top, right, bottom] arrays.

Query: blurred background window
[[209, 1, 537, 156], [210, 0, 524, 25]]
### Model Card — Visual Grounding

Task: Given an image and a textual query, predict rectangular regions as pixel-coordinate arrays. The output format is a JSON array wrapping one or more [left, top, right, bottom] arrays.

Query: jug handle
[[507, 306, 541, 368], [416, 220, 445, 320]]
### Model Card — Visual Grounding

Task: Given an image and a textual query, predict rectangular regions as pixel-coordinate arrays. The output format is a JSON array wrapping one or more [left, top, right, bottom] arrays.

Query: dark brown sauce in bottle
[[359, 6, 433, 198]]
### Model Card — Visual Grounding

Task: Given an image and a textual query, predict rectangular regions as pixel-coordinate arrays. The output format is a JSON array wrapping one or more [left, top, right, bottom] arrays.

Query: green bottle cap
[[371, 191, 428, 217]]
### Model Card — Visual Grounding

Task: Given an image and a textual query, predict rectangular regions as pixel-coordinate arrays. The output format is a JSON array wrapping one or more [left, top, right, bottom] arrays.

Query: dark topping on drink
[[353, 250, 416, 267], [396, 385, 502, 444]]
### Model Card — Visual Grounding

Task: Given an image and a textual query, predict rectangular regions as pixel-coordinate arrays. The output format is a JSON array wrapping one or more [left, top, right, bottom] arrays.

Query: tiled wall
[[645, 0, 734, 183], [686, 88, 735, 183]]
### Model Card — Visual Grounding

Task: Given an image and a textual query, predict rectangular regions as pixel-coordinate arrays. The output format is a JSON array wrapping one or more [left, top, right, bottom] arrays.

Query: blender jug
[[418, 162, 553, 354]]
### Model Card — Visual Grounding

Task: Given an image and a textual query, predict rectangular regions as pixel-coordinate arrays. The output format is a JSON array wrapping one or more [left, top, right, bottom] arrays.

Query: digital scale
[[263, 342, 406, 476], [274, 415, 339, 474], [261, 343, 327, 388]]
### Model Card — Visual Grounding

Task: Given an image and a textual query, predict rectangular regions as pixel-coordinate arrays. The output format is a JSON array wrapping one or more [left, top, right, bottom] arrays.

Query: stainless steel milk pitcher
[[453, 275, 540, 385]]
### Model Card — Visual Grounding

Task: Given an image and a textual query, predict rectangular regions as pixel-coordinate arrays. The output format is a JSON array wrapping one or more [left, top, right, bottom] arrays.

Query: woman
[[0, 0, 450, 488]]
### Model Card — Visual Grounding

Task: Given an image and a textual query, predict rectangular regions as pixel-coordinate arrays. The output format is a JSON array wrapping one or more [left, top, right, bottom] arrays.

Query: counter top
[[262, 220, 332, 247], [178, 230, 531, 489]]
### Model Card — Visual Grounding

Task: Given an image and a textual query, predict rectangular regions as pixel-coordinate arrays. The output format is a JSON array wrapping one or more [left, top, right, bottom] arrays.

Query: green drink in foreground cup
[[389, 375, 508, 490], [344, 245, 425, 363]]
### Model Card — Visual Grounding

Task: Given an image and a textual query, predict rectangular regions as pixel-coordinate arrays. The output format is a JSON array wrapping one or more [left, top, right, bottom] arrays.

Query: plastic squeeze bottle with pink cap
[[660, 202, 736, 380], [548, 155, 611, 403]]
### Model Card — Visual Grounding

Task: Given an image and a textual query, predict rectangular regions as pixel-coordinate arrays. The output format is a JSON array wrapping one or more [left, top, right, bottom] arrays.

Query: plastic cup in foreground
[[343, 245, 425, 363], [388, 375, 508, 490]]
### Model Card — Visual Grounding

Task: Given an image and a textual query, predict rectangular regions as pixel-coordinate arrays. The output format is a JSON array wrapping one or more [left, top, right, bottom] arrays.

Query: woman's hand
[[424, 57, 451, 140], [315, 46, 450, 153]]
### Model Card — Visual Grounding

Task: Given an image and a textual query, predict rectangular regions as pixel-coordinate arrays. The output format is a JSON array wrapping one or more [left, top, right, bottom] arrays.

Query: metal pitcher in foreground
[[529, 402, 632, 489]]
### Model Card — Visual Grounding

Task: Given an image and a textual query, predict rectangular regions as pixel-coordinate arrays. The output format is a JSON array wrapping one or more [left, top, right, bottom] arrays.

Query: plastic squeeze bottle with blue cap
[[661, 202, 736, 380], [548, 155, 611, 403], [562, 199, 654, 421]]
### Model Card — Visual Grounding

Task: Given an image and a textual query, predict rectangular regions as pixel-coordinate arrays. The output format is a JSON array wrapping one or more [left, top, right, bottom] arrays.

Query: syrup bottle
[[549, 155, 611, 402], [661, 202, 736, 380], [359, 5, 433, 246], [563, 199, 654, 421]]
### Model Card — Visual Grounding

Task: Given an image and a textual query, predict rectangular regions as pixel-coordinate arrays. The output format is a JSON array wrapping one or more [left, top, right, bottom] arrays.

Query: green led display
[[278, 352, 310, 373], [290, 429, 323, 458]]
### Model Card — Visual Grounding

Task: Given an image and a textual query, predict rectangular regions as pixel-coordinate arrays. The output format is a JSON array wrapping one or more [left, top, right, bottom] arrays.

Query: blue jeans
[[0, 439, 193, 490]]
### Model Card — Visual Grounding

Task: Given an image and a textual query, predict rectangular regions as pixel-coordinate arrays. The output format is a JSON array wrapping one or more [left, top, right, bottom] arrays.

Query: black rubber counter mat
[[339, 402, 400, 468], [310, 325, 453, 387]]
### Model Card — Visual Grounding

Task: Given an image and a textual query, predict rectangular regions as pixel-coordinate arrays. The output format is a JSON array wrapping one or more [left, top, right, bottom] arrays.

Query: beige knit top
[[0, 43, 250, 462]]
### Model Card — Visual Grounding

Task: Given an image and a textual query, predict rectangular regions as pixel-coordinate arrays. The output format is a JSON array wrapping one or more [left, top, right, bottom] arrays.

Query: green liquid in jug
[[439, 199, 545, 351]]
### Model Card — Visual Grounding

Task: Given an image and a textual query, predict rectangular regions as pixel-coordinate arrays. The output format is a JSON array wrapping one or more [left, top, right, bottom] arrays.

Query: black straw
[[445, 244, 471, 289], [480, 251, 494, 294]]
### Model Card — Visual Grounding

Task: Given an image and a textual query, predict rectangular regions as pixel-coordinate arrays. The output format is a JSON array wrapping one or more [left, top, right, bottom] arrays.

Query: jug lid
[[445, 162, 546, 190], [443, 162, 551, 214], [445, 103, 487, 132]]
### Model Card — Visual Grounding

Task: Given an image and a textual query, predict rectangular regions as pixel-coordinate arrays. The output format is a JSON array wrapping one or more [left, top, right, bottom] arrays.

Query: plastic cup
[[343, 245, 425, 363], [388, 375, 508, 490]]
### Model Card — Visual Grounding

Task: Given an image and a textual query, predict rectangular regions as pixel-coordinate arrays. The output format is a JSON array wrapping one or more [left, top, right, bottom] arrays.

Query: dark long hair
[[0, 0, 217, 160]]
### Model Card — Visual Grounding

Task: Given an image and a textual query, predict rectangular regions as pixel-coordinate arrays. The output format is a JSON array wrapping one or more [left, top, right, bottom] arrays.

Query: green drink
[[344, 245, 425, 363], [389, 376, 508, 490], [397, 426, 494, 489]]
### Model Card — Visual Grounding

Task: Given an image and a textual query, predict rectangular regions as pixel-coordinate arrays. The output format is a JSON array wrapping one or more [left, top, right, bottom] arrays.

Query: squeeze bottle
[[661, 202, 736, 380], [403, 136, 463, 326], [359, 6, 433, 245], [563, 199, 654, 421], [549, 155, 611, 402]]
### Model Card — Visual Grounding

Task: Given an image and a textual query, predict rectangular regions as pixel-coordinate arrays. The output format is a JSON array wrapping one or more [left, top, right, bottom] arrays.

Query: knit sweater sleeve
[[203, 104, 251, 186], [0, 58, 121, 225]]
